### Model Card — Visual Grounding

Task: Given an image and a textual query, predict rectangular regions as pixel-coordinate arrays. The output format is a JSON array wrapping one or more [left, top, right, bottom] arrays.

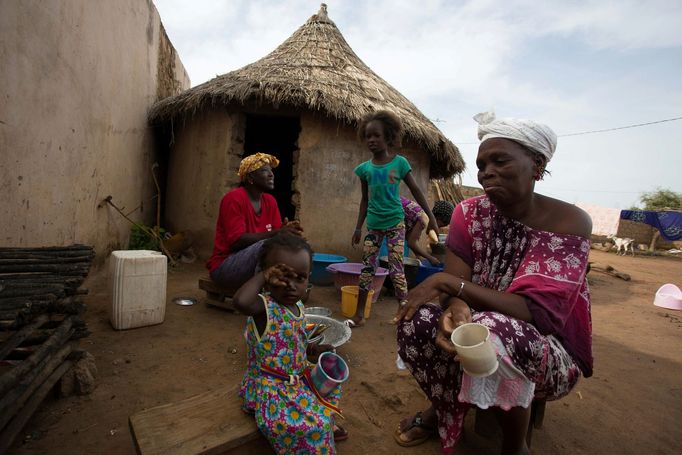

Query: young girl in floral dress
[[233, 233, 345, 453]]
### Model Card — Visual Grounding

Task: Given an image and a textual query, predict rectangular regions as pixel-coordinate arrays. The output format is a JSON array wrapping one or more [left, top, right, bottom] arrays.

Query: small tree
[[636, 188, 682, 251], [639, 188, 682, 211]]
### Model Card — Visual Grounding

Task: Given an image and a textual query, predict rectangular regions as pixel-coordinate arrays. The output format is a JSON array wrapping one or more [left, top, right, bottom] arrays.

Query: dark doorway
[[243, 115, 300, 221]]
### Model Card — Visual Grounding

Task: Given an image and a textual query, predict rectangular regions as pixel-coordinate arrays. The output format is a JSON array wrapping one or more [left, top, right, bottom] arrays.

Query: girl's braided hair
[[357, 110, 404, 147], [258, 233, 314, 269]]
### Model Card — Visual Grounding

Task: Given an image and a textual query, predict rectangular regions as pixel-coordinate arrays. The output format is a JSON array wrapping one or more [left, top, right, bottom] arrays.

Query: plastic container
[[109, 250, 167, 330], [326, 263, 387, 303], [415, 262, 444, 285], [379, 256, 421, 289], [340, 285, 375, 318], [653, 283, 682, 310], [379, 238, 409, 258], [450, 323, 499, 377], [310, 352, 350, 396], [310, 253, 347, 286]]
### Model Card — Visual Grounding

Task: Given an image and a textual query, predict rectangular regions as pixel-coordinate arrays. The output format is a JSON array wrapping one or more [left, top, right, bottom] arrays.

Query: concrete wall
[[0, 0, 189, 261], [163, 109, 435, 261]]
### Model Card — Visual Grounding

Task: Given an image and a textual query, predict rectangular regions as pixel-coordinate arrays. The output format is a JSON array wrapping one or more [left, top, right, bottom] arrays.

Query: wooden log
[[0, 255, 94, 265], [0, 342, 74, 430], [0, 359, 73, 453], [0, 285, 65, 299], [0, 314, 49, 361], [590, 263, 631, 281], [0, 245, 93, 253], [0, 316, 75, 396], [0, 263, 90, 274]]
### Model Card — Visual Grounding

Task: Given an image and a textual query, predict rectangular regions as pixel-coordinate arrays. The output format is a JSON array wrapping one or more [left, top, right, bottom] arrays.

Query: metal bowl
[[172, 297, 196, 306], [304, 306, 333, 317], [304, 315, 351, 348]]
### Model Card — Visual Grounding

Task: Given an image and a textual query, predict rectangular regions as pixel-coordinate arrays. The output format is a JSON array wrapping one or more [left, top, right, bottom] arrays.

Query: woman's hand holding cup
[[435, 300, 471, 354]]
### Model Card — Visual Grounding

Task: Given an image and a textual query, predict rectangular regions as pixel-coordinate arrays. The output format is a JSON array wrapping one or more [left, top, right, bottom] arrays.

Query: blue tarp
[[620, 210, 682, 241]]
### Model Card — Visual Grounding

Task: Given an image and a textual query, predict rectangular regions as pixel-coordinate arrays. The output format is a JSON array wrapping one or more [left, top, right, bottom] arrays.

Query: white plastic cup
[[450, 323, 499, 377]]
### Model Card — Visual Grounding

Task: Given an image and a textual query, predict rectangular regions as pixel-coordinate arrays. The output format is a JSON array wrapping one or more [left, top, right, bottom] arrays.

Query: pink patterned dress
[[240, 294, 342, 454], [398, 195, 592, 453]]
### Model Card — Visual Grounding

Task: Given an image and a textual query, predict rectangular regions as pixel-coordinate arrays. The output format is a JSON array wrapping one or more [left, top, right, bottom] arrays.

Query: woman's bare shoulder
[[538, 195, 592, 239]]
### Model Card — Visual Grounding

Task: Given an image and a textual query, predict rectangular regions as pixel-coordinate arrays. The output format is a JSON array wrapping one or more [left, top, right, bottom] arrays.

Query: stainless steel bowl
[[304, 306, 333, 317], [172, 297, 197, 306]]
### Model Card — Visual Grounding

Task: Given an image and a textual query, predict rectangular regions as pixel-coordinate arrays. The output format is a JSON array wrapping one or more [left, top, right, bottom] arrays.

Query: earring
[[534, 168, 544, 181]]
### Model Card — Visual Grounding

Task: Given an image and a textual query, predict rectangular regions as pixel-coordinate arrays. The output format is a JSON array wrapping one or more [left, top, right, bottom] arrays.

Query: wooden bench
[[473, 399, 546, 447], [198, 278, 239, 312], [129, 385, 270, 455]]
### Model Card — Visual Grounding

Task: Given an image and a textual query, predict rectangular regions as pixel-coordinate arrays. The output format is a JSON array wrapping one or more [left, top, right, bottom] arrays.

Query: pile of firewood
[[0, 245, 95, 452]]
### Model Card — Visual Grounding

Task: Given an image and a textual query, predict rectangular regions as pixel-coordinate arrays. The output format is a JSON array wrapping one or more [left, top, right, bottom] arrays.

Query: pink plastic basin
[[326, 263, 388, 303], [654, 283, 682, 310]]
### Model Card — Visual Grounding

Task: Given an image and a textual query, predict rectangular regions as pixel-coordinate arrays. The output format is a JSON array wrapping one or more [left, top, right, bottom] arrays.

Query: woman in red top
[[208, 153, 303, 289]]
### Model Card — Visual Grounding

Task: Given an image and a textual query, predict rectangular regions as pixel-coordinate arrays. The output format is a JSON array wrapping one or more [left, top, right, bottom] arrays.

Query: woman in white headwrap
[[393, 113, 593, 454]]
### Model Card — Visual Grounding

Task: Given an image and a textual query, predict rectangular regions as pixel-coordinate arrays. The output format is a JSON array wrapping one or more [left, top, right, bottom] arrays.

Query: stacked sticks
[[0, 245, 94, 452]]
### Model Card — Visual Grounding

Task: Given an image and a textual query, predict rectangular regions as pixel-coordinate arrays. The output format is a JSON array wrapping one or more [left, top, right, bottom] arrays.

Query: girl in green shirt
[[350, 110, 439, 327]]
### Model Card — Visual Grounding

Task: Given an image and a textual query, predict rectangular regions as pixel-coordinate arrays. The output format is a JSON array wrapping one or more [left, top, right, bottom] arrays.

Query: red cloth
[[206, 187, 282, 272]]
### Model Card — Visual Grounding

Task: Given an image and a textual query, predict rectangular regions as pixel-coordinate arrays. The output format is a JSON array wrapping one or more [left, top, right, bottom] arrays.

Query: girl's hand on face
[[435, 302, 471, 354], [264, 263, 297, 288]]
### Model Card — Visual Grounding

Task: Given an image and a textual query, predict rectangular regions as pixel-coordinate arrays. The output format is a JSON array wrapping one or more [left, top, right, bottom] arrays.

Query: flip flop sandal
[[333, 425, 349, 442], [393, 411, 437, 447], [343, 319, 365, 328]]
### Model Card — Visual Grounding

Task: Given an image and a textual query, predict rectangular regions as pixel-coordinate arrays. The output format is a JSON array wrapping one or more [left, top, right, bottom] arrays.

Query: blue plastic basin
[[310, 253, 347, 286], [415, 261, 444, 285]]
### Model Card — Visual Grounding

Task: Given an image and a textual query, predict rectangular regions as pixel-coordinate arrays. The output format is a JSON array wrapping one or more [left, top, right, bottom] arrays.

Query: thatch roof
[[149, 4, 464, 178]]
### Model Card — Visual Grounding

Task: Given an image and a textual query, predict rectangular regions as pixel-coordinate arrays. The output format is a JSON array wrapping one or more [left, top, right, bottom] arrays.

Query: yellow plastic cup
[[340, 286, 374, 319]]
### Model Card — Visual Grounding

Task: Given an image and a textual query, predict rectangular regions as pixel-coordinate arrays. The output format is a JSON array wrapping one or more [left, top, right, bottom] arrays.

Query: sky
[[153, 0, 682, 209]]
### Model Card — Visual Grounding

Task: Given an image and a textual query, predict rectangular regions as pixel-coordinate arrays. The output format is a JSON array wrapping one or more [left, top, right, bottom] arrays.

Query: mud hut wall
[[0, 0, 189, 259], [296, 114, 432, 261], [164, 109, 244, 256], [616, 219, 675, 249]]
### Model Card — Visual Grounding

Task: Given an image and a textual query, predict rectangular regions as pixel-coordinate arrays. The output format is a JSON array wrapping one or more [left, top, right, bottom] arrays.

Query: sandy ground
[[8, 249, 682, 454]]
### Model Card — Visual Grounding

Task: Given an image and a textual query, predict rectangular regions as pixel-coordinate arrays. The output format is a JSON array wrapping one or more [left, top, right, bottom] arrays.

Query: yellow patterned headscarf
[[237, 153, 280, 181]]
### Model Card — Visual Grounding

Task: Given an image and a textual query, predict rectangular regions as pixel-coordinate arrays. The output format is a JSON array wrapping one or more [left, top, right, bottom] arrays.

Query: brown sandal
[[393, 411, 437, 447], [334, 425, 348, 442]]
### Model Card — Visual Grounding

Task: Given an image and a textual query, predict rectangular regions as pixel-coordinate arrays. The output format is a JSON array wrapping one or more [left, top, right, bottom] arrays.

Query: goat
[[607, 235, 635, 256]]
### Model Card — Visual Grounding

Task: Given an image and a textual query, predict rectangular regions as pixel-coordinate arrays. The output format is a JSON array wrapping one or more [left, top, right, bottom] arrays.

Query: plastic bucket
[[310, 253, 347, 286], [340, 285, 374, 318], [326, 263, 387, 302]]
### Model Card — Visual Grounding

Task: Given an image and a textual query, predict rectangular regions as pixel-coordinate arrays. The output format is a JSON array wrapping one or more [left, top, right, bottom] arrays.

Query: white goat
[[607, 235, 635, 256]]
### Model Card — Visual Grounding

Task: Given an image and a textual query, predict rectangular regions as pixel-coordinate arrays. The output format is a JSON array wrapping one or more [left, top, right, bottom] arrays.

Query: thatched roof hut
[[150, 4, 463, 179], [150, 5, 464, 259]]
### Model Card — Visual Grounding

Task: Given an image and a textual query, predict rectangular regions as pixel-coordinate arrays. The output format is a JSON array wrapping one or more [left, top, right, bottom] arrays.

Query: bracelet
[[456, 281, 464, 298]]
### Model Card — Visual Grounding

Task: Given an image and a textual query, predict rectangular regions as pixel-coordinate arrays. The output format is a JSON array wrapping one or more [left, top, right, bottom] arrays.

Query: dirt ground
[[9, 249, 682, 454]]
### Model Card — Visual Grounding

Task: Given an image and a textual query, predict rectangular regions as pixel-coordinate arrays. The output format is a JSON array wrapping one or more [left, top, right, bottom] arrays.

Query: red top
[[206, 187, 282, 272]]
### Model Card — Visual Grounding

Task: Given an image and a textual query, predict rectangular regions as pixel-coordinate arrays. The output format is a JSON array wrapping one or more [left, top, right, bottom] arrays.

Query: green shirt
[[354, 155, 412, 230]]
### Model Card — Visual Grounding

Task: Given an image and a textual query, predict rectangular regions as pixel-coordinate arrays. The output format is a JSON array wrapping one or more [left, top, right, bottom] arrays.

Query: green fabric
[[354, 155, 412, 230]]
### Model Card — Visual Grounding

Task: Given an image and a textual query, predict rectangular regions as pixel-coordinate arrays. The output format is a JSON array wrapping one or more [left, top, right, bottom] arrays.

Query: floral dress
[[240, 294, 342, 454]]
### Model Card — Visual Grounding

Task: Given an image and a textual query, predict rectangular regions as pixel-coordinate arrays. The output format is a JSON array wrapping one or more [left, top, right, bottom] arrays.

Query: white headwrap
[[474, 111, 557, 162]]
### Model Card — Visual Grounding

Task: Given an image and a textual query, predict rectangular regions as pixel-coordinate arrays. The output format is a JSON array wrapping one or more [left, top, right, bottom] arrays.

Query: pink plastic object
[[654, 283, 682, 311], [326, 263, 388, 303]]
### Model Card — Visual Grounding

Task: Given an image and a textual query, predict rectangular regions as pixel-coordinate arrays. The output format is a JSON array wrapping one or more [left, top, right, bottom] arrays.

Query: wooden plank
[[205, 297, 237, 312], [129, 386, 269, 455]]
